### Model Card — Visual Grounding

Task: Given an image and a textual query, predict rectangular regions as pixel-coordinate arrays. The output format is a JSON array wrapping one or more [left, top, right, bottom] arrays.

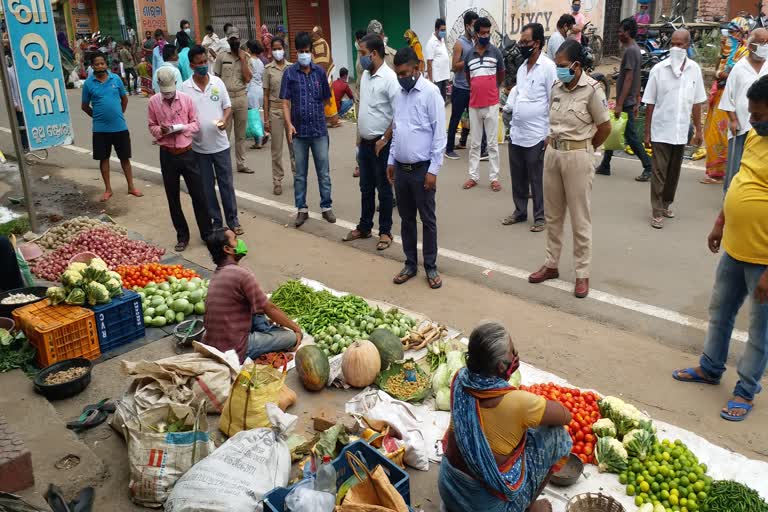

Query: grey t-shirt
[[616, 42, 642, 108]]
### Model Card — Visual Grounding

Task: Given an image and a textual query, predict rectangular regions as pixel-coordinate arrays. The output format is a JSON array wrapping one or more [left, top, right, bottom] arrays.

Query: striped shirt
[[464, 44, 504, 109], [202, 263, 268, 362]]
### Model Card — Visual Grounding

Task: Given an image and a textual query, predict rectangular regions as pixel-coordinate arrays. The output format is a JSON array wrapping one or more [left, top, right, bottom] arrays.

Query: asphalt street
[[0, 87, 749, 359]]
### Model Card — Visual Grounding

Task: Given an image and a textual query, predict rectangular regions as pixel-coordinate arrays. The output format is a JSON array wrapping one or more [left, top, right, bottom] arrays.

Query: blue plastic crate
[[263, 440, 410, 512], [89, 290, 145, 352]]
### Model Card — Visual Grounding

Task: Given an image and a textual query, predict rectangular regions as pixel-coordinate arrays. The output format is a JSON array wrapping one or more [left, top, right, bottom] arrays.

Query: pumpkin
[[369, 328, 404, 371], [342, 340, 381, 388], [295, 345, 330, 391]]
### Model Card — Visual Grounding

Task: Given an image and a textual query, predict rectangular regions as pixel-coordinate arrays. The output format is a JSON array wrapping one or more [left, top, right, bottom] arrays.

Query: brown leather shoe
[[574, 278, 590, 298], [528, 266, 559, 283]]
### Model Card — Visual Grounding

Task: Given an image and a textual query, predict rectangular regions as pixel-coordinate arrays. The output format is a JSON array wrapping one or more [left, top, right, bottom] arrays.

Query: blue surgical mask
[[572, 3, 581, 11], [360, 54, 373, 71], [753, 121, 768, 136], [194, 65, 208, 76], [438, 30, 446, 39], [478, 36, 490, 46], [557, 65, 575, 83], [297, 52, 312, 66]]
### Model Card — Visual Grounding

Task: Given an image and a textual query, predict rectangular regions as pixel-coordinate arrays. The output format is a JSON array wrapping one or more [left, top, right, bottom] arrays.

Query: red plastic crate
[[12, 300, 100, 367]]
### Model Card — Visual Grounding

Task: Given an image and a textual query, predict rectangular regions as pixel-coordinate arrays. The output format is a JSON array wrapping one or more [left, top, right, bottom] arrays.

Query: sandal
[[427, 269, 443, 289], [651, 217, 664, 229], [699, 177, 723, 184], [490, 180, 502, 192], [393, 267, 417, 285], [66, 408, 108, 432], [502, 215, 526, 225], [376, 235, 393, 251], [530, 223, 545, 232], [720, 399, 753, 421], [672, 367, 720, 385], [462, 179, 478, 189], [174, 241, 188, 252], [233, 225, 245, 236], [342, 229, 372, 242]]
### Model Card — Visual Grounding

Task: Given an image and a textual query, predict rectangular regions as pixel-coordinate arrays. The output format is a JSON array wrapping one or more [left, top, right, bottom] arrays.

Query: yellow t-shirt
[[723, 131, 768, 265]]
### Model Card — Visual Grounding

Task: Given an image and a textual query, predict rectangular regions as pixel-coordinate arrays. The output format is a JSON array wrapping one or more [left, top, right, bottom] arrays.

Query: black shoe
[[595, 166, 611, 176], [295, 212, 309, 227], [479, 152, 489, 161], [635, 172, 651, 182], [174, 240, 188, 252], [322, 210, 336, 223]]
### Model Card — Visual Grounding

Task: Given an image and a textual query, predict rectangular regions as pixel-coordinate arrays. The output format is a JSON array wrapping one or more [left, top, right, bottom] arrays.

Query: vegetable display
[[0, 331, 35, 373], [599, 395, 653, 437], [432, 350, 466, 411], [368, 327, 405, 371], [705, 480, 768, 512], [31, 228, 165, 281], [623, 428, 655, 461], [46, 258, 124, 306], [592, 418, 617, 439], [596, 436, 629, 473], [116, 263, 200, 289], [295, 345, 330, 391], [35, 216, 127, 251], [341, 340, 380, 388], [136, 277, 207, 327], [311, 307, 415, 358], [1, 293, 40, 305]]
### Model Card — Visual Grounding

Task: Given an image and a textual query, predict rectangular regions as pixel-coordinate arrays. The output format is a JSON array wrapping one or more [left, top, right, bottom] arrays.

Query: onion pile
[[31, 228, 165, 281], [35, 216, 128, 252]]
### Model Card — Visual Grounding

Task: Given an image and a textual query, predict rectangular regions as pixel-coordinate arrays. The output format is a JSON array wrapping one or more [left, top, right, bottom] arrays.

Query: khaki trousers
[[543, 146, 595, 278], [650, 142, 685, 218], [269, 109, 296, 184], [226, 92, 249, 172]]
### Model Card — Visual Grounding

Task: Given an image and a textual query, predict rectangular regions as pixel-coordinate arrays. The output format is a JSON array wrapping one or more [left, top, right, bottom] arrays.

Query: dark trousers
[[436, 80, 447, 101], [509, 141, 546, 223], [600, 108, 652, 173], [159, 148, 212, 243], [16, 111, 28, 151], [395, 162, 437, 272], [0, 236, 23, 292], [650, 142, 685, 217], [124, 67, 138, 93], [196, 148, 239, 229], [357, 138, 394, 236]]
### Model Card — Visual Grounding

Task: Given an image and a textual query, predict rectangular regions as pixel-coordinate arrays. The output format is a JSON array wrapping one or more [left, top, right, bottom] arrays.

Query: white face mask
[[184, 28, 191, 35], [753, 43, 768, 60], [668, 47, 686, 72], [272, 49, 285, 61]]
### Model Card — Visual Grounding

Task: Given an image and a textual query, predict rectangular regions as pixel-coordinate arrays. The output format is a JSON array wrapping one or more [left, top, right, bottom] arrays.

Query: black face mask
[[229, 40, 240, 53], [519, 45, 534, 59], [398, 73, 417, 92], [94, 69, 107, 75]]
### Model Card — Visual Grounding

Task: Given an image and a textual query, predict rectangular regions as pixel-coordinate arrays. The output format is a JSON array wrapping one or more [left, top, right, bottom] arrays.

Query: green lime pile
[[620, 438, 711, 512]]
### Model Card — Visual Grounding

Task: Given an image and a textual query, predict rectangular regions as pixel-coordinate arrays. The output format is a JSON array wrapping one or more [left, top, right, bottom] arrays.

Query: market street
[[0, 87, 747, 359]]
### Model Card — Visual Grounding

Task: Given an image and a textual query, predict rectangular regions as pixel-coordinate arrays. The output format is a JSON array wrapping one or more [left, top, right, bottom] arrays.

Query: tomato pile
[[116, 264, 200, 289], [521, 383, 601, 464]]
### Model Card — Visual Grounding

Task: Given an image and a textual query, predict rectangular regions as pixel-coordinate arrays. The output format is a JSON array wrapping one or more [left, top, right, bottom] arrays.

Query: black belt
[[396, 161, 429, 172], [360, 135, 385, 144]]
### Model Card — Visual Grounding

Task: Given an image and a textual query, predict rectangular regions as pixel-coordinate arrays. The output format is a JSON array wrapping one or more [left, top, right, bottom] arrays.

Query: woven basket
[[566, 493, 625, 512]]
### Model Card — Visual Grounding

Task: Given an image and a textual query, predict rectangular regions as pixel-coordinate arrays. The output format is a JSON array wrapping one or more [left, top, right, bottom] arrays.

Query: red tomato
[[584, 443, 594, 455], [585, 433, 595, 444], [574, 430, 585, 442]]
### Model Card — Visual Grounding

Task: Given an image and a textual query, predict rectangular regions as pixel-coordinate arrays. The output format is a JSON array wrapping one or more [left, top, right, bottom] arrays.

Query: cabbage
[[46, 286, 67, 305], [446, 350, 465, 378], [595, 436, 628, 473], [622, 428, 654, 460], [85, 282, 110, 305], [61, 270, 83, 288], [432, 363, 451, 392], [435, 388, 451, 411], [592, 418, 617, 438], [65, 287, 86, 305], [508, 368, 522, 387]]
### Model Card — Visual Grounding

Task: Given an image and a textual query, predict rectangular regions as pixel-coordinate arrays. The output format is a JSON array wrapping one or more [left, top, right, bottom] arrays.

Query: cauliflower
[[107, 271, 122, 283], [85, 281, 110, 305], [592, 418, 617, 438], [104, 278, 123, 297], [64, 287, 86, 306], [61, 269, 83, 288], [89, 258, 108, 270], [595, 436, 628, 473], [68, 262, 88, 273], [622, 428, 654, 460], [598, 396, 653, 436], [46, 287, 67, 305]]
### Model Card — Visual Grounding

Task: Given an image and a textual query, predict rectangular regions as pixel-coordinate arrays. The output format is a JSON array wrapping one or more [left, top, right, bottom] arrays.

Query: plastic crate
[[89, 290, 145, 353], [263, 440, 410, 512], [12, 300, 100, 367]]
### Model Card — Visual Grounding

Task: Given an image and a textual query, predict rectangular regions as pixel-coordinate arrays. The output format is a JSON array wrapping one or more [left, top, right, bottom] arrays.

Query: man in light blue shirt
[[153, 44, 183, 93], [387, 47, 447, 289]]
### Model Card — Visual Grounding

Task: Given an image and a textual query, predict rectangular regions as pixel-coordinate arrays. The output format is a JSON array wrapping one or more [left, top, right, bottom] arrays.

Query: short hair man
[[547, 14, 575, 60], [153, 43, 182, 93], [425, 18, 450, 99], [445, 10, 480, 159], [332, 67, 356, 116]]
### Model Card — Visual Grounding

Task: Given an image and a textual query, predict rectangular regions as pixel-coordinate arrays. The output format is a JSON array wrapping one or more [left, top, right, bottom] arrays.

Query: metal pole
[[0, 17, 38, 233]]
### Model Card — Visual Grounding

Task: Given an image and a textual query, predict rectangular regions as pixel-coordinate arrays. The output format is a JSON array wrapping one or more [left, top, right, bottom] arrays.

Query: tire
[[590, 73, 610, 100], [591, 36, 604, 67]]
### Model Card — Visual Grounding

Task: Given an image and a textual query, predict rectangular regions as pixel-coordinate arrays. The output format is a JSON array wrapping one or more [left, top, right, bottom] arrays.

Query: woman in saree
[[439, 322, 573, 512], [404, 29, 425, 70], [701, 18, 750, 185]]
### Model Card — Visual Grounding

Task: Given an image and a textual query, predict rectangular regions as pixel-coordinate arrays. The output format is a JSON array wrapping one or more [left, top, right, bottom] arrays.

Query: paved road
[[0, 87, 750, 358]]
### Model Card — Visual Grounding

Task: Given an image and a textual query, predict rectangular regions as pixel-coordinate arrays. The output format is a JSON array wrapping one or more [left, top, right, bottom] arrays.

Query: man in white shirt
[[342, 34, 400, 251], [424, 18, 450, 100], [642, 29, 706, 229], [547, 14, 575, 61], [183, 45, 243, 235], [503, 23, 556, 232], [719, 28, 768, 192]]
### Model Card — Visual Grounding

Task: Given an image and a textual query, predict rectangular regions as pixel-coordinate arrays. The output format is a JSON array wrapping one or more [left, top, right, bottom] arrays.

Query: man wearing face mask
[[367, 20, 397, 70], [176, 19, 192, 48], [642, 29, 706, 230], [387, 47, 447, 289], [148, 67, 211, 252], [263, 37, 294, 195], [718, 28, 768, 192], [570, 0, 587, 33], [152, 44, 183, 93], [445, 10, 479, 160], [547, 14, 575, 61], [183, 45, 244, 236], [202, 228, 302, 363], [214, 25, 253, 174], [425, 18, 450, 100]]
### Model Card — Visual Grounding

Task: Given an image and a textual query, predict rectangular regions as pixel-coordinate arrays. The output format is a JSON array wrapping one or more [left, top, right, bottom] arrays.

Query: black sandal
[[175, 241, 188, 252], [393, 267, 417, 285]]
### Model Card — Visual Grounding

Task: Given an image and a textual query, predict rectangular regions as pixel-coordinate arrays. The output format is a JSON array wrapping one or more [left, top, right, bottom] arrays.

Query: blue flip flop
[[720, 400, 754, 422], [672, 367, 720, 385]]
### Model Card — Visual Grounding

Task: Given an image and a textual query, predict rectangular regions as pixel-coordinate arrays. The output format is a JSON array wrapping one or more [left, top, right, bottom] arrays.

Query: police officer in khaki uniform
[[263, 36, 295, 195], [528, 40, 611, 299], [214, 26, 253, 174]]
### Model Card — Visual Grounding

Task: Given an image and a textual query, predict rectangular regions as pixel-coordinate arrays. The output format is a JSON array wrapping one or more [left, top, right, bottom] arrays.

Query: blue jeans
[[357, 139, 393, 236], [196, 149, 239, 229], [724, 133, 747, 194], [293, 135, 332, 211], [699, 252, 768, 401], [247, 314, 297, 359], [339, 98, 354, 117], [600, 108, 652, 174]]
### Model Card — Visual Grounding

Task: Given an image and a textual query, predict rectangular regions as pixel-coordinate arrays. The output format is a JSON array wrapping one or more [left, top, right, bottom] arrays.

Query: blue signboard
[[2, 0, 73, 150]]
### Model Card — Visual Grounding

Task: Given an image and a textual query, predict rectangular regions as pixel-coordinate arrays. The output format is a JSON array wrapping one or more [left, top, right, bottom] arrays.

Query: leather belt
[[361, 135, 385, 144], [396, 161, 429, 172], [550, 139, 589, 151], [162, 145, 192, 155]]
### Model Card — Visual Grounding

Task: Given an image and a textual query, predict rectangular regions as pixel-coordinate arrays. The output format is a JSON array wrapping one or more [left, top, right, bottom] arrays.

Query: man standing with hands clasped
[[388, 47, 447, 289], [643, 29, 706, 229]]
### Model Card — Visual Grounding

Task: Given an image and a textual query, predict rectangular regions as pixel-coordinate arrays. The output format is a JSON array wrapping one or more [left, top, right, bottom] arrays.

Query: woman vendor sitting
[[439, 322, 573, 512]]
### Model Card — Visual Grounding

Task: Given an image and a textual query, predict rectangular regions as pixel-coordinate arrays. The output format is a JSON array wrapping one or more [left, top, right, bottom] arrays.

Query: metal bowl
[[173, 319, 205, 345], [0, 286, 48, 319], [33, 358, 93, 400], [551, 453, 585, 487]]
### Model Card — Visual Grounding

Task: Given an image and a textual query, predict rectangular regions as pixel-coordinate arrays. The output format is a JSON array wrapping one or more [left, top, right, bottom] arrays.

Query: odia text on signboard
[[138, 0, 167, 34]]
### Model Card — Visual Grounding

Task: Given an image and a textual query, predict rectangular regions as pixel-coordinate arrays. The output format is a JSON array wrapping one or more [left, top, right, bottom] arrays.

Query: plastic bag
[[603, 112, 628, 151], [245, 108, 264, 139], [285, 480, 335, 512], [220, 362, 286, 436]]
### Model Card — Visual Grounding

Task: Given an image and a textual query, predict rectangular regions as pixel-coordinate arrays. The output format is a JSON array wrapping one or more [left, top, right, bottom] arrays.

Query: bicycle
[[584, 22, 603, 67]]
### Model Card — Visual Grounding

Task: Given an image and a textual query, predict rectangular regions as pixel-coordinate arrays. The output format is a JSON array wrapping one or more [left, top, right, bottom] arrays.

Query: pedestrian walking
[[528, 40, 610, 299], [81, 52, 142, 202], [547, 14, 575, 61], [152, 44, 182, 93], [118, 41, 138, 94], [672, 74, 768, 423], [183, 45, 243, 236], [502, 23, 556, 231], [263, 37, 295, 196], [175, 22, 193, 82], [215, 25, 253, 174], [643, 30, 706, 229], [445, 10, 479, 160], [595, 18, 653, 180], [343, 34, 399, 251], [246, 39, 268, 149], [425, 18, 450, 100], [719, 28, 768, 192], [463, 17, 505, 191], [151, 29, 167, 86], [148, 67, 211, 252], [281, 31, 335, 227], [387, 47, 447, 289]]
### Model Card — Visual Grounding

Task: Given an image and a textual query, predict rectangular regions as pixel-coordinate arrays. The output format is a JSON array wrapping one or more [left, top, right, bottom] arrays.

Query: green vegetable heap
[[47, 258, 123, 307], [314, 307, 416, 357], [705, 479, 768, 512], [136, 277, 208, 328]]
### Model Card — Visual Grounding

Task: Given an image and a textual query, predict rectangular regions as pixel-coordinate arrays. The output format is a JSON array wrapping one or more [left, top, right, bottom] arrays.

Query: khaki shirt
[[312, 37, 333, 73], [263, 60, 291, 113], [384, 46, 396, 71], [214, 49, 247, 94], [549, 72, 610, 141]]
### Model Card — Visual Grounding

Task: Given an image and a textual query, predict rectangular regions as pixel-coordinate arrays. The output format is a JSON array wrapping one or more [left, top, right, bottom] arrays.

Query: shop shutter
[[286, 0, 330, 60], [210, 0, 257, 40], [260, 0, 284, 32]]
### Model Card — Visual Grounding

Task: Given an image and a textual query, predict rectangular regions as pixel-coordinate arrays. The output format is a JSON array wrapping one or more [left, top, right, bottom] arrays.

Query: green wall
[[349, 0, 410, 79]]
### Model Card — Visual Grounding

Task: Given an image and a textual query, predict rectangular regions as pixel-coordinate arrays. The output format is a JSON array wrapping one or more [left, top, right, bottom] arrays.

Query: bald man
[[642, 29, 706, 229], [719, 27, 768, 192]]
